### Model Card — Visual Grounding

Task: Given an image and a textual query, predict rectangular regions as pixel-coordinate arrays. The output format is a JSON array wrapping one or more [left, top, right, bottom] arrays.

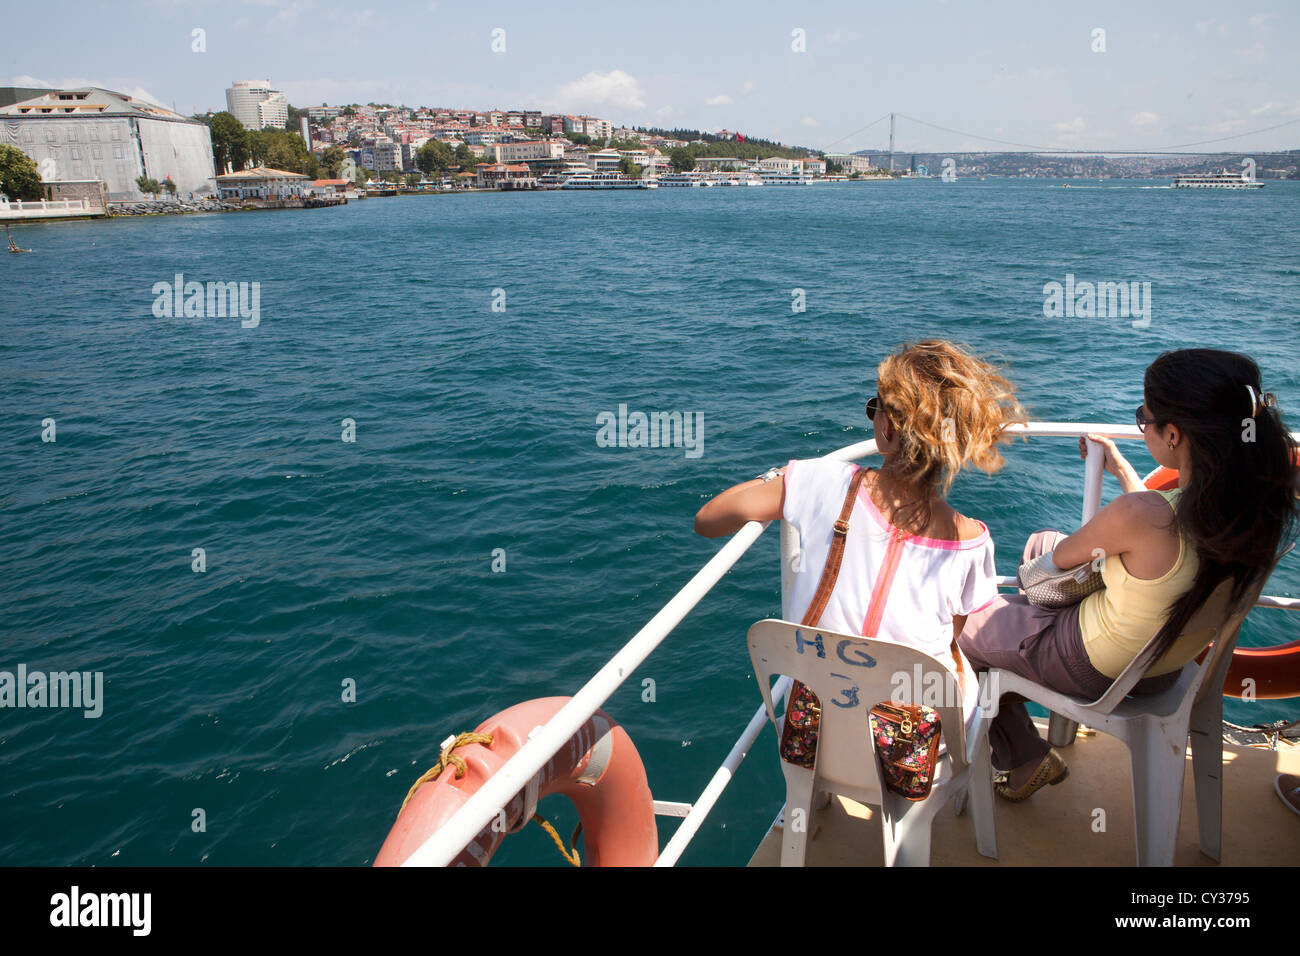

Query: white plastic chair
[[978, 550, 1286, 867], [748, 619, 998, 866]]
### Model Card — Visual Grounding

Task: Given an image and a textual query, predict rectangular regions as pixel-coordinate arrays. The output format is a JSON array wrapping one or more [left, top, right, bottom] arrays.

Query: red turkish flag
[[737, 133, 745, 143]]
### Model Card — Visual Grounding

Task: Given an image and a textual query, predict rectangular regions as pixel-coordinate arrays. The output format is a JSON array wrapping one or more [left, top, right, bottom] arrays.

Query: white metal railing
[[402, 422, 1300, 867], [0, 198, 89, 211]]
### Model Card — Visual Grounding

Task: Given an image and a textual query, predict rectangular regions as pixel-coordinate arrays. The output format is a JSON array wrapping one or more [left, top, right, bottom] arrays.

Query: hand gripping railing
[[401, 422, 1299, 867]]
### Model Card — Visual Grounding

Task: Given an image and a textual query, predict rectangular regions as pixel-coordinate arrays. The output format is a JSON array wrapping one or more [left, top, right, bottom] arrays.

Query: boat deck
[[748, 720, 1300, 866]]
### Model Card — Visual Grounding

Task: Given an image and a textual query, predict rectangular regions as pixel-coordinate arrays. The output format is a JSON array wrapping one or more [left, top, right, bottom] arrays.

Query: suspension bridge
[[825, 112, 1300, 167]]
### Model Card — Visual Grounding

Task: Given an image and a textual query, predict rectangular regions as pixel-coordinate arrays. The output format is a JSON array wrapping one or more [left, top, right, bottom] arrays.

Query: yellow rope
[[533, 813, 581, 867], [401, 731, 584, 867], [401, 732, 495, 812]]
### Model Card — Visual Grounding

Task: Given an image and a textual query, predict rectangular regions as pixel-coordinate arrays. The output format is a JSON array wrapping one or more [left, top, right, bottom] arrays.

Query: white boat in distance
[[1172, 169, 1264, 189], [561, 172, 659, 190]]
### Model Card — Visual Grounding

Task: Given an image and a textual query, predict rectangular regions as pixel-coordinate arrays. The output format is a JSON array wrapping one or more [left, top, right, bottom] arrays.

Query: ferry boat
[[759, 172, 817, 186], [657, 171, 710, 187], [537, 165, 591, 189], [560, 172, 658, 190], [1172, 169, 1264, 189], [375, 422, 1300, 868]]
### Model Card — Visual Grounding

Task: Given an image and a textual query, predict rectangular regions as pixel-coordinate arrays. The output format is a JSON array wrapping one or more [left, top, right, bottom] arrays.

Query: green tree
[[248, 129, 319, 177], [135, 174, 163, 196], [404, 172, 421, 187], [669, 148, 696, 172], [208, 111, 250, 173], [453, 143, 480, 172], [0, 144, 44, 200], [415, 139, 454, 175], [618, 155, 643, 179], [567, 132, 593, 147], [163, 177, 177, 195], [321, 145, 346, 178]]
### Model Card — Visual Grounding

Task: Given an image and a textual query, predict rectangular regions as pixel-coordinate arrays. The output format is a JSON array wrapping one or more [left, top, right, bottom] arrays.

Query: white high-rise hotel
[[225, 80, 288, 130]]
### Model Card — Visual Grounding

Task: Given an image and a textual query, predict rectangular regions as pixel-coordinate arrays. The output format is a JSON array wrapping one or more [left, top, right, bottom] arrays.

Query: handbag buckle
[[900, 715, 913, 736], [832, 519, 850, 535]]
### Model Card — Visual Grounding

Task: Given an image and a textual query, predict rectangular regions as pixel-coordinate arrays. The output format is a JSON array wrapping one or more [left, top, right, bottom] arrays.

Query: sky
[[5, 0, 1300, 154]]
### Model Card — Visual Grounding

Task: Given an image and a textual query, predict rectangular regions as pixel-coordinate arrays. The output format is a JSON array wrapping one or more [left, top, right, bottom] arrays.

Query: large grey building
[[0, 87, 215, 200]]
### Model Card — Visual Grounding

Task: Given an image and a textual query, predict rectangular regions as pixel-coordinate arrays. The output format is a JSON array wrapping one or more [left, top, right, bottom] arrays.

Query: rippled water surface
[[1, 179, 1297, 865]]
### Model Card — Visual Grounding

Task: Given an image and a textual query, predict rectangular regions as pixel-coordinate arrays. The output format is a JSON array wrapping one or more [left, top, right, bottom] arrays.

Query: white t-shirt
[[782, 458, 998, 662]]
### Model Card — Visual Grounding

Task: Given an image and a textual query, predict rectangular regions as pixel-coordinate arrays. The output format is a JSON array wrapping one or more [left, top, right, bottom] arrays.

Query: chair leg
[[1127, 721, 1187, 867], [1188, 695, 1224, 862], [968, 738, 999, 860], [880, 790, 937, 866], [780, 765, 817, 867], [1048, 712, 1079, 748]]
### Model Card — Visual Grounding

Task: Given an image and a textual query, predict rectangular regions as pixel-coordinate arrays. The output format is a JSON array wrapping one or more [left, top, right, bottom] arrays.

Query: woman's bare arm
[[694, 472, 786, 538]]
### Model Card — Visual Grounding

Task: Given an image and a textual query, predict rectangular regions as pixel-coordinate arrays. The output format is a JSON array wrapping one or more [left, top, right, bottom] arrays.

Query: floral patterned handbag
[[868, 702, 942, 800]]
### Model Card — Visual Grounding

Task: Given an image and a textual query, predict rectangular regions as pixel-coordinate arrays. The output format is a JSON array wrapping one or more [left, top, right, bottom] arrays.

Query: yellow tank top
[[1078, 489, 1211, 679]]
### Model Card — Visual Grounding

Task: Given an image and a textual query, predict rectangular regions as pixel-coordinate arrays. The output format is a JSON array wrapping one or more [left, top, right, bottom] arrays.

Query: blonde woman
[[695, 340, 1026, 766]]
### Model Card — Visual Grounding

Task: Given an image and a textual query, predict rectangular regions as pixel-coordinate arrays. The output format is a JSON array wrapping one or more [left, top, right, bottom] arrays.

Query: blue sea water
[[1, 179, 1297, 866]]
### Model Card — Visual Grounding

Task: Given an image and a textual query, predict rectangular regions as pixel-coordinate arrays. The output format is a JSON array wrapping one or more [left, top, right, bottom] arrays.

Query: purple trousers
[[956, 530, 1178, 771]]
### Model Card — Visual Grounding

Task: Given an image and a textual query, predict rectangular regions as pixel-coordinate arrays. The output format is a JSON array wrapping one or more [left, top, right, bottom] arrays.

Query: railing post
[[1081, 437, 1104, 525], [779, 519, 799, 621], [1051, 438, 1106, 748]]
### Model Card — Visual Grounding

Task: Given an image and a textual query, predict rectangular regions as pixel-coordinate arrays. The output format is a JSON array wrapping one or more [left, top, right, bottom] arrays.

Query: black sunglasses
[[1135, 405, 1156, 433], [866, 395, 884, 420]]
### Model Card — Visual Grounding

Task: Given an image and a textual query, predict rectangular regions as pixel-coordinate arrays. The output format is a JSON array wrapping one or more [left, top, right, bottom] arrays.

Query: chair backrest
[[1089, 545, 1291, 713], [747, 619, 976, 805]]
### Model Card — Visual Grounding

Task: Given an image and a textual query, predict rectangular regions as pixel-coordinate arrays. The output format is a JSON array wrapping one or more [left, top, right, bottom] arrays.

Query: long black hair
[[1144, 349, 1299, 660]]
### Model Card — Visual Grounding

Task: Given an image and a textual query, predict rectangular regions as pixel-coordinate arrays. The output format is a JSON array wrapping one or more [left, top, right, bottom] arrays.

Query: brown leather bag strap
[[800, 466, 871, 627]]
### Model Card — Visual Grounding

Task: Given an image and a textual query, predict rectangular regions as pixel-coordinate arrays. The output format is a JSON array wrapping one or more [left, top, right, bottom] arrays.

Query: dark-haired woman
[[958, 349, 1299, 800]]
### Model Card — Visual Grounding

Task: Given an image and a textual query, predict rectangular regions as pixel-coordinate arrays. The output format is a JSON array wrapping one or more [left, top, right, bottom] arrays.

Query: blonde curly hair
[[876, 340, 1026, 527]]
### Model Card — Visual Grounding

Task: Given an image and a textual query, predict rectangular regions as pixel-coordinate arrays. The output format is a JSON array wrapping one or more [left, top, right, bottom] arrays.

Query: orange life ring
[[375, 697, 658, 866], [1143, 466, 1300, 699]]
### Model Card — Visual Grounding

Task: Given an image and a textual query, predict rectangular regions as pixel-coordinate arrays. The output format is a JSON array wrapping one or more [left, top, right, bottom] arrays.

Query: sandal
[[994, 750, 1069, 802], [1276, 774, 1300, 817]]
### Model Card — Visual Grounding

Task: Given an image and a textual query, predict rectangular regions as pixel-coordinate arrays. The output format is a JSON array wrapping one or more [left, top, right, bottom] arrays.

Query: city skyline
[[6, 0, 1300, 155]]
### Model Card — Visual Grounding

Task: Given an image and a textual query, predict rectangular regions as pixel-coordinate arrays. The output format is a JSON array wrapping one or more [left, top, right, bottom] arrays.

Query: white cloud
[[272, 0, 312, 23], [8, 74, 165, 107], [1054, 117, 1086, 139], [552, 70, 646, 114], [1250, 102, 1279, 116], [801, 116, 820, 128], [655, 105, 675, 121], [741, 80, 755, 93], [704, 94, 733, 106], [1131, 111, 1160, 127]]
